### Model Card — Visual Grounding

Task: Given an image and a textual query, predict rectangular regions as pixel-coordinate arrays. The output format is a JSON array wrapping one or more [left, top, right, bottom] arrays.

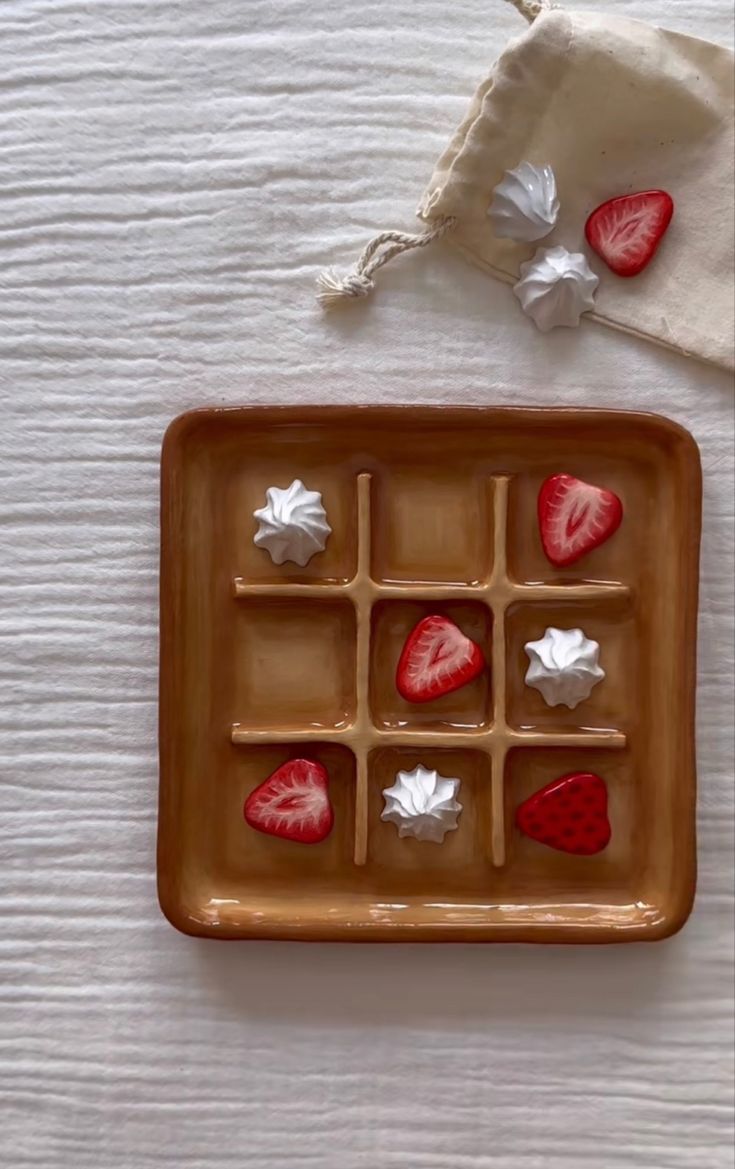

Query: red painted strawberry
[[585, 190, 674, 277], [517, 772, 611, 855], [396, 614, 485, 703], [244, 759, 333, 844], [538, 473, 623, 567]]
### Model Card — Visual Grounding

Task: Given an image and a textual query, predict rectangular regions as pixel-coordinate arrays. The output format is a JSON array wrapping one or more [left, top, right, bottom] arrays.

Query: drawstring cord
[[316, 217, 456, 309], [315, 1, 548, 308]]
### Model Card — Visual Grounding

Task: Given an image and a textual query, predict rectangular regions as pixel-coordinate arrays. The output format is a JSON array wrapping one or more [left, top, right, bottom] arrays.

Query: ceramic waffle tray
[[158, 406, 701, 942]]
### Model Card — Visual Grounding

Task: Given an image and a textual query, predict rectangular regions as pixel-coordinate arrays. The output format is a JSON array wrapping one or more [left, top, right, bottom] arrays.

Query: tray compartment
[[505, 450, 655, 587], [371, 466, 492, 585], [504, 745, 638, 895], [229, 454, 359, 587], [364, 747, 495, 893], [229, 597, 357, 732], [505, 596, 636, 733], [217, 743, 356, 888], [369, 599, 493, 731]]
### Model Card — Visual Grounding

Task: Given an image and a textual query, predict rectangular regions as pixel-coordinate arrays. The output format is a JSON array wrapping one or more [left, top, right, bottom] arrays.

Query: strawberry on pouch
[[538, 473, 623, 567], [244, 758, 334, 844], [585, 190, 674, 277], [396, 614, 485, 703]]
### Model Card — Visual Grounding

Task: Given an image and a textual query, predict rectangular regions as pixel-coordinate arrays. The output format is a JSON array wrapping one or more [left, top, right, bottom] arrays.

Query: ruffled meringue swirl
[[488, 162, 560, 242], [253, 479, 331, 567], [513, 246, 599, 332], [381, 765, 462, 844], [524, 627, 605, 709]]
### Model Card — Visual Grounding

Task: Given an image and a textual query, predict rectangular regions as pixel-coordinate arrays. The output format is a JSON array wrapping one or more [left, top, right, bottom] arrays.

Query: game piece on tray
[[538, 472, 623, 566], [487, 162, 559, 242], [512, 246, 598, 331], [244, 759, 334, 844], [524, 627, 604, 709], [381, 765, 462, 843], [396, 614, 485, 703], [253, 479, 331, 566], [516, 772, 611, 856], [585, 190, 674, 277]]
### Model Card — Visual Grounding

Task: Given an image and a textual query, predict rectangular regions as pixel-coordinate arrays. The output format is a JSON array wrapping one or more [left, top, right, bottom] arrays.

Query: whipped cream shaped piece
[[524, 627, 605, 709], [513, 246, 598, 332], [488, 162, 559, 242], [253, 479, 331, 566], [381, 765, 462, 844]]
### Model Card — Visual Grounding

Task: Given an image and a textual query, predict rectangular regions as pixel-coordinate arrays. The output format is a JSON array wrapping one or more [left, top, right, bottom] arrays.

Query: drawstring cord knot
[[316, 217, 456, 309]]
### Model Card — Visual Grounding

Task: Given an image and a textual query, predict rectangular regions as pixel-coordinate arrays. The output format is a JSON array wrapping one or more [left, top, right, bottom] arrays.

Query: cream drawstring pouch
[[319, 0, 735, 372]]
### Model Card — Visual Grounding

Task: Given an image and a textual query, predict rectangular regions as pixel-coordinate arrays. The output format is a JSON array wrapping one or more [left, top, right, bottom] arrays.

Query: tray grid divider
[[232, 472, 629, 869], [351, 473, 373, 865], [487, 475, 511, 867]]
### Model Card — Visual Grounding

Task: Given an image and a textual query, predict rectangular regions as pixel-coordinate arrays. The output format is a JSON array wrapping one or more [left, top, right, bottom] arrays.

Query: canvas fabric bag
[[319, 0, 735, 372]]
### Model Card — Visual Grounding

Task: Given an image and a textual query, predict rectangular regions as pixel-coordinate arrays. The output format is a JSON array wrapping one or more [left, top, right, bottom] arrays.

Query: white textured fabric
[[0, 3, 733, 1168]]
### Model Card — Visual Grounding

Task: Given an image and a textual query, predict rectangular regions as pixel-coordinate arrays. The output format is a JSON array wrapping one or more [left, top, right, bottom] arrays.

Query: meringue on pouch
[[253, 479, 331, 566], [524, 627, 605, 709], [513, 246, 598, 332], [488, 162, 559, 242]]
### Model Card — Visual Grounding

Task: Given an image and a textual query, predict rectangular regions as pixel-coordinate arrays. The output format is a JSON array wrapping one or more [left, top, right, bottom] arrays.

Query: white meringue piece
[[381, 765, 462, 844], [488, 162, 559, 242], [524, 627, 605, 709], [253, 479, 331, 566], [513, 246, 599, 332]]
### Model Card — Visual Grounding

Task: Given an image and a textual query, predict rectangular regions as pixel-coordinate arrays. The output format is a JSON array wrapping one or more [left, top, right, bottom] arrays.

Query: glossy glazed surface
[[158, 406, 701, 942]]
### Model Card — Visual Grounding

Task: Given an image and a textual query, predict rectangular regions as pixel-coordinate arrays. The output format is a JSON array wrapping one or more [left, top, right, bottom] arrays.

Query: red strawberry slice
[[396, 614, 485, 703], [585, 190, 674, 277], [538, 473, 623, 567], [517, 772, 611, 855], [244, 759, 333, 844]]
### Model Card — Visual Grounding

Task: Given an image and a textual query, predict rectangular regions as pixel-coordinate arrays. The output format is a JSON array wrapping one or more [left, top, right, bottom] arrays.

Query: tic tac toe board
[[158, 406, 701, 942]]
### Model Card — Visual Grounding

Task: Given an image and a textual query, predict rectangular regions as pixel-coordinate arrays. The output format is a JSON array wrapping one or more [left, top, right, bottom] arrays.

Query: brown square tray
[[158, 406, 701, 942]]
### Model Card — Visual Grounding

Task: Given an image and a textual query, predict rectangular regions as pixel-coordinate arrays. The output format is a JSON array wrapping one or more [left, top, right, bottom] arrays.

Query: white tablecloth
[[1, 2, 733, 1166]]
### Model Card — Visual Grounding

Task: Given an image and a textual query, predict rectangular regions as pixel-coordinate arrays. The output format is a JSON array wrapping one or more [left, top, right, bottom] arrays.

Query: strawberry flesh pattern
[[538, 473, 623, 567], [244, 759, 333, 844], [396, 615, 485, 703], [516, 772, 611, 855], [585, 190, 674, 277]]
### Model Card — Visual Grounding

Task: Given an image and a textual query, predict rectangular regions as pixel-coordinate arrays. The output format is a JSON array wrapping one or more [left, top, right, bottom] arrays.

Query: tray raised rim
[[158, 405, 702, 943]]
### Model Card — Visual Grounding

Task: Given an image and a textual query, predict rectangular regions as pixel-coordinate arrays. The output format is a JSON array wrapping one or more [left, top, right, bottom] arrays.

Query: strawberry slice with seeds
[[244, 759, 333, 844], [396, 614, 485, 703], [538, 473, 623, 567], [585, 190, 674, 277], [517, 772, 611, 855]]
